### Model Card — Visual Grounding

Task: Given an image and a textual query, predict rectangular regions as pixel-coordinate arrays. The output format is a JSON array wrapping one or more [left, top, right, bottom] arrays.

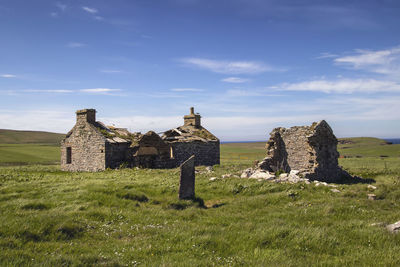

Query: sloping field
[[0, 129, 65, 145]]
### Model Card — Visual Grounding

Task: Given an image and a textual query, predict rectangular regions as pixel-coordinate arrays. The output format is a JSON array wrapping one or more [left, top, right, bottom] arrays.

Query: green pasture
[[0, 137, 400, 265], [0, 144, 60, 166]]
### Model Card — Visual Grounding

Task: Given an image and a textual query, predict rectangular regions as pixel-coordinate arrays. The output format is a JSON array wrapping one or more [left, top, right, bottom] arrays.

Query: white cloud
[[221, 77, 250, 83], [66, 42, 86, 48], [23, 89, 73, 93], [82, 6, 98, 14], [180, 57, 278, 74], [334, 46, 400, 75], [225, 89, 285, 97], [94, 16, 104, 21], [1, 74, 16, 78], [316, 52, 338, 59], [100, 70, 123, 73], [275, 78, 400, 93], [50, 12, 58, 17], [56, 2, 67, 11], [170, 88, 204, 92], [80, 88, 122, 94], [0, 110, 74, 133]]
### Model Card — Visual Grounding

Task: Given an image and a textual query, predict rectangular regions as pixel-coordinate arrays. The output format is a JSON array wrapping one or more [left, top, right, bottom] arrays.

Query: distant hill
[[0, 129, 65, 145], [338, 137, 400, 158]]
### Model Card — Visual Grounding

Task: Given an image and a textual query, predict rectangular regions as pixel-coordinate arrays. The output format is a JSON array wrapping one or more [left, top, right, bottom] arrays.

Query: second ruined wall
[[105, 142, 131, 169], [259, 120, 348, 182], [170, 140, 220, 166]]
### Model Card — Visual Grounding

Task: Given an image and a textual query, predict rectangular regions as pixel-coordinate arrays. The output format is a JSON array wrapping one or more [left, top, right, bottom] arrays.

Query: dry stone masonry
[[61, 108, 220, 172], [179, 155, 195, 199], [242, 120, 351, 183], [162, 107, 220, 166]]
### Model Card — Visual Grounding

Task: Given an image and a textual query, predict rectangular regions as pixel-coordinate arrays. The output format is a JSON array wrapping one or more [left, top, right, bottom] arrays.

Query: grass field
[[0, 129, 65, 145], [0, 144, 60, 166], [0, 137, 400, 265]]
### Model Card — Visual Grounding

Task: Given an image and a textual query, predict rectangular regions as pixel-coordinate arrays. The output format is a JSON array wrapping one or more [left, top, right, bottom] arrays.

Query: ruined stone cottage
[[61, 108, 220, 171], [61, 109, 175, 171], [162, 107, 220, 166], [257, 120, 350, 182]]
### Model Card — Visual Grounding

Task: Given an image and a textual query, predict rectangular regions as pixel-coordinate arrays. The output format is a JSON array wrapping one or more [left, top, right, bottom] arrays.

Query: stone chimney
[[184, 107, 201, 128], [76, 109, 96, 124]]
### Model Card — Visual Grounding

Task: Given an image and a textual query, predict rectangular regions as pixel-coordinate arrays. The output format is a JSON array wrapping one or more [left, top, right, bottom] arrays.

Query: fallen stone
[[250, 170, 275, 179], [222, 174, 232, 178], [241, 168, 254, 178], [209, 177, 217, 181], [205, 166, 213, 172], [330, 189, 341, 193], [367, 194, 377, 200], [368, 185, 377, 190], [279, 173, 288, 179], [386, 221, 400, 233], [290, 170, 300, 175], [315, 181, 328, 187]]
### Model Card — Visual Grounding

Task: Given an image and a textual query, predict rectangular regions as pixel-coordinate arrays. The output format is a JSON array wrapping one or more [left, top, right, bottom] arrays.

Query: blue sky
[[1, 0, 400, 141]]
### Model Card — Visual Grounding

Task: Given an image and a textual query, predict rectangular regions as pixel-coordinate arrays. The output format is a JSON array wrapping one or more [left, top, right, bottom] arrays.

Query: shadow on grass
[[338, 175, 376, 185], [168, 195, 207, 210]]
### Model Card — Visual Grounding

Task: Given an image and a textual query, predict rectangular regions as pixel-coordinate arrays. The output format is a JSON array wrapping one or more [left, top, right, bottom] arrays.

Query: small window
[[66, 147, 72, 164], [100, 149, 104, 153]]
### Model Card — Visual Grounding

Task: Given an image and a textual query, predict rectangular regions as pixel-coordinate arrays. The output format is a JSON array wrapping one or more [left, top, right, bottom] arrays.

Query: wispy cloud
[[225, 89, 284, 97], [0, 74, 16, 78], [334, 46, 400, 75], [56, 2, 67, 11], [66, 42, 86, 48], [221, 77, 250, 83], [50, 12, 58, 18], [180, 57, 279, 74], [274, 78, 400, 94], [100, 70, 123, 74], [170, 88, 204, 92], [80, 88, 122, 94], [82, 6, 98, 14], [316, 52, 338, 59], [23, 89, 73, 93]]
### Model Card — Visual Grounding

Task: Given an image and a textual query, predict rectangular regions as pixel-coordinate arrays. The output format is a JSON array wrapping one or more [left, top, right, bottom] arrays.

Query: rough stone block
[[179, 155, 195, 199]]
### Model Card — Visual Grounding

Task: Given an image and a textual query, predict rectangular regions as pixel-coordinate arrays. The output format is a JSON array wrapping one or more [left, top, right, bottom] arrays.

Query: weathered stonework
[[61, 109, 107, 172], [162, 107, 220, 166], [257, 120, 350, 182], [61, 108, 220, 171], [179, 155, 195, 199]]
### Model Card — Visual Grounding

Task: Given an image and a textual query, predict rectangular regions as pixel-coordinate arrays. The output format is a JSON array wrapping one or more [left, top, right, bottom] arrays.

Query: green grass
[[338, 137, 400, 158], [0, 144, 60, 166], [0, 129, 65, 145], [0, 137, 400, 265]]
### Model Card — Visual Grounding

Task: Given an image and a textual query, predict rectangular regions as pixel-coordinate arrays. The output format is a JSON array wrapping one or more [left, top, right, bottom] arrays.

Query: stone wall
[[258, 120, 350, 182], [61, 122, 106, 172], [105, 142, 130, 169], [170, 140, 220, 166]]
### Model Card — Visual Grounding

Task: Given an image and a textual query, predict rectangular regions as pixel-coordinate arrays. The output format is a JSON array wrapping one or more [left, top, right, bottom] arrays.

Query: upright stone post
[[179, 155, 195, 199]]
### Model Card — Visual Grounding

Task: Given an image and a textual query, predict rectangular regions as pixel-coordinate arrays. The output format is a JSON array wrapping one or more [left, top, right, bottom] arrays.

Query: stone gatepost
[[179, 155, 195, 199]]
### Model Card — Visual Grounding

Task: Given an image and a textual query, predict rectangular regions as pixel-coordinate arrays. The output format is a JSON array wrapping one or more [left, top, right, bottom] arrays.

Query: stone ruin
[[61, 108, 220, 172], [243, 120, 351, 183], [162, 107, 220, 167]]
